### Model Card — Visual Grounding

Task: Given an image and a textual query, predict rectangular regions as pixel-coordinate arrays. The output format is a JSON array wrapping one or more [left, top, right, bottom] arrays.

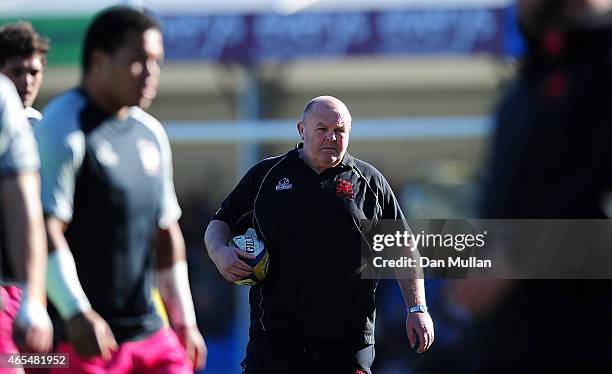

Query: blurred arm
[[1, 171, 53, 353], [1, 171, 46, 305], [155, 221, 206, 370], [155, 221, 196, 326], [45, 216, 91, 318], [46, 215, 117, 359]]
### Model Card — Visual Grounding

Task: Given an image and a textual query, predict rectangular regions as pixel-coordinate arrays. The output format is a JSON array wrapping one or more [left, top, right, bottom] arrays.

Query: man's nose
[[25, 73, 34, 89], [324, 130, 337, 142], [144, 59, 160, 78]]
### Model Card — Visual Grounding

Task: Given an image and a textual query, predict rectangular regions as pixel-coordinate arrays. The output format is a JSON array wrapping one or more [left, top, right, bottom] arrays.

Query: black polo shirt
[[214, 144, 404, 345]]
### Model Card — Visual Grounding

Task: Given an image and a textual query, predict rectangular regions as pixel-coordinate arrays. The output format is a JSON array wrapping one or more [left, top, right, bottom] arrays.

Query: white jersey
[[0, 74, 39, 177], [25, 106, 43, 126], [0, 73, 39, 281]]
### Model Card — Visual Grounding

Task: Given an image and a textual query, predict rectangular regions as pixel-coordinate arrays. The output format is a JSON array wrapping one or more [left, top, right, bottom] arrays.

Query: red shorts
[[49, 327, 191, 374], [0, 286, 22, 374], [0, 286, 22, 354]]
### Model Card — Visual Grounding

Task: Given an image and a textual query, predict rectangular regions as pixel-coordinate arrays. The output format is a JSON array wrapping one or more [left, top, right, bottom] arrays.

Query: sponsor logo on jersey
[[136, 138, 161, 176], [275, 177, 293, 191], [95, 140, 119, 167]]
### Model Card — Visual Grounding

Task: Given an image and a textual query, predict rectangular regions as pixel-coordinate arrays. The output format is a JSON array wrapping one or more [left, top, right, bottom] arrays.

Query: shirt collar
[[290, 142, 355, 171]]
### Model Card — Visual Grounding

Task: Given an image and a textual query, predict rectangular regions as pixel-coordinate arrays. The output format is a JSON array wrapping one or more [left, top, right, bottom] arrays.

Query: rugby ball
[[228, 228, 269, 286]]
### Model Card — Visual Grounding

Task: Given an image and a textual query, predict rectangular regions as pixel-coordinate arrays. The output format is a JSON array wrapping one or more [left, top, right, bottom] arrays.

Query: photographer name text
[[372, 256, 491, 269]]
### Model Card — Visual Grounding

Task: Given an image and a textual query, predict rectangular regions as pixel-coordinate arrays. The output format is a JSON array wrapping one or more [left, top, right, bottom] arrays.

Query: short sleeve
[[131, 107, 182, 228], [35, 118, 85, 223], [378, 173, 406, 221], [212, 161, 269, 234], [0, 77, 39, 176], [25, 106, 43, 126], [157, 126, 181, 228]]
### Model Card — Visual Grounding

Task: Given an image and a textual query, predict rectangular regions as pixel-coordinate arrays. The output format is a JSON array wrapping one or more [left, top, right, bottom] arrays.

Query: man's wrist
[[46, 248, 92, 320], [14, 291, 52, 329], [408, 304, 428, 313], [157, 260, 197, 328]]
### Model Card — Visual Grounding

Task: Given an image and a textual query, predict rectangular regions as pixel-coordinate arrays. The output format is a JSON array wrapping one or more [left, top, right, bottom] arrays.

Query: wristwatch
[[408, 304, 428, 313]]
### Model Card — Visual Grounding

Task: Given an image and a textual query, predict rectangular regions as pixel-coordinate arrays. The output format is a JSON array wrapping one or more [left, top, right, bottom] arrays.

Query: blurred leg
[[131, 328, 191, 374], [48, 342, 131, 374]]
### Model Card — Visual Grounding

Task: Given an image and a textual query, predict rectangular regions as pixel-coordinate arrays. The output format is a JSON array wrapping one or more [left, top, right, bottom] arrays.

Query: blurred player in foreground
[[0, 74, 53, 363], [453, 0, 612, 371], [35, 7, 206, 373], [0, 23, 52, 370]]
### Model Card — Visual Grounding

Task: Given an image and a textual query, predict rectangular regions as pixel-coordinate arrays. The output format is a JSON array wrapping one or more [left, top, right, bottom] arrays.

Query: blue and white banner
[[159, 6, 523, 63]]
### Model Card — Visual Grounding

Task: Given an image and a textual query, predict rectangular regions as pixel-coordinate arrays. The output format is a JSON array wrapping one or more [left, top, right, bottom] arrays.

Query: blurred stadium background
[[2, 0, 524, 372]]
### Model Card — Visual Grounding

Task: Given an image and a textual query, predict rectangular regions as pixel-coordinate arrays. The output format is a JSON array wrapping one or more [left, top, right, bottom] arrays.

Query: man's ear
[[297, 121, 305, 140], [90, 49, 111, 73]]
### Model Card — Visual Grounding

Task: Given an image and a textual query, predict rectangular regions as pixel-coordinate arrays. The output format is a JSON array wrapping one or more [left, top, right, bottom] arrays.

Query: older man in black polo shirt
[[205, 96, 434, 374]]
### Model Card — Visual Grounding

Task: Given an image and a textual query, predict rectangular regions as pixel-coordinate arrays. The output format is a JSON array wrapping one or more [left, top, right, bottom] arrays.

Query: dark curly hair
[[0, 21, 49, 67]]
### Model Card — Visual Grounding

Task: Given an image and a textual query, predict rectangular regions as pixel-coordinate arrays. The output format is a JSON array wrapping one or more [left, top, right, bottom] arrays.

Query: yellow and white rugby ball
[[228, 228, 269, 286]]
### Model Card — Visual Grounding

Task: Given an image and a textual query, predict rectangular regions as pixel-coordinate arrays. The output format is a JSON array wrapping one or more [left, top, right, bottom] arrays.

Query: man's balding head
[[301, 96, 352, 126]]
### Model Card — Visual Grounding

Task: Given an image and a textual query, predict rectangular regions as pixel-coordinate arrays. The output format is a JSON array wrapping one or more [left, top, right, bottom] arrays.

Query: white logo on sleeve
[[136, 138, 161, 176], [275, 178, 293, 191]]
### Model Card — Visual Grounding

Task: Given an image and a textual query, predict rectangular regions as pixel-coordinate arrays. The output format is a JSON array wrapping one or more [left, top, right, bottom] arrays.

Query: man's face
[[99, 28, 163, 109], [298, 102, 351, 171], [0, 53, 44, 108]]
